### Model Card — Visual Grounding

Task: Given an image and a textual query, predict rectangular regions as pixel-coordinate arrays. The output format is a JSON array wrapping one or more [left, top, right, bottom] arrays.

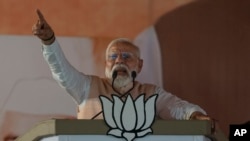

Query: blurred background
[[0, 0, 250, 138]]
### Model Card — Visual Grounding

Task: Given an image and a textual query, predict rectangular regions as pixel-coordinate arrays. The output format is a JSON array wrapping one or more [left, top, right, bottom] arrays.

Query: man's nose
[[115, 54, 125, 64]]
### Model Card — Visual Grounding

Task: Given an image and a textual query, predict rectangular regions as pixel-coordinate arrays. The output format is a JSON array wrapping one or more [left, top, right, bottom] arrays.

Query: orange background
[[0, 0, 193, 38]]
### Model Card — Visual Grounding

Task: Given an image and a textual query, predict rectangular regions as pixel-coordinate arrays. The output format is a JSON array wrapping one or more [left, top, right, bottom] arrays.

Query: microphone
[[131, 71, 137, 81], [91, 70, 137, 120], [111, 70, 121, 95], [112, 70, 118, 79]]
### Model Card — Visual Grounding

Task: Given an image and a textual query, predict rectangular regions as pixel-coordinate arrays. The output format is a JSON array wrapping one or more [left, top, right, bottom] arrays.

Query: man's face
[[105, 44, 143, 87]]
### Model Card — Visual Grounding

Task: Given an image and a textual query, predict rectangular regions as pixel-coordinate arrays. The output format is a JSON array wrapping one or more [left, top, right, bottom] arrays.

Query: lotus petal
[[141, 94, 158, 130], [123, 132, 136, 141], [99, 96, 116, 128], [137, 128, 152, 137], [112, 95, 124, 130], [121, 95, 137, 131], [107, 129, 122, 137], [134, 94, 145, 130]]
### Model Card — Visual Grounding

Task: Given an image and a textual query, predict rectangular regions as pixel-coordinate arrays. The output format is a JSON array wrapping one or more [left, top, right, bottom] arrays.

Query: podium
[[15, 119, 228, 141]]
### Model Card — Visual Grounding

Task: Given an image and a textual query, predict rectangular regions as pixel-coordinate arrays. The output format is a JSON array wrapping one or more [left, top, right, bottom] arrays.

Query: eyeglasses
[[107, 52, 137, 61]]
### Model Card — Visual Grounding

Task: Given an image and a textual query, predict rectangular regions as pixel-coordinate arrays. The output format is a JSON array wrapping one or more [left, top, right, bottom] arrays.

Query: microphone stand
[[91, 71, 137, 120], [118, 71, 136, 99], [112, 71, 122, 96]]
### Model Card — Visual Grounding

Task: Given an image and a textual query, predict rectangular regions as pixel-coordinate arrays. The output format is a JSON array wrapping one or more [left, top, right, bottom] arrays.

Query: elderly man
[[32, 9, 214, 124]]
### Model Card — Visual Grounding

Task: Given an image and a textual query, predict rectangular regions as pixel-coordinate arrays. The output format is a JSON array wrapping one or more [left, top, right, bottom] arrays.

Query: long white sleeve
[[42, 40, 91, 105], [155, 86, 206, 120]]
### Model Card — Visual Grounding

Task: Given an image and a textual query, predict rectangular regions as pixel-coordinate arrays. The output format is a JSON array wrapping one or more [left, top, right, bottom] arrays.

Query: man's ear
[[105, 60, 109, 66], [137, 59, 143, 73]]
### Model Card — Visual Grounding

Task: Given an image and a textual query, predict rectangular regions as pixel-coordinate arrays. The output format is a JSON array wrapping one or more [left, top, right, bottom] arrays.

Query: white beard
[[113, 75, 132, 88], [105, 64, 134, 88]]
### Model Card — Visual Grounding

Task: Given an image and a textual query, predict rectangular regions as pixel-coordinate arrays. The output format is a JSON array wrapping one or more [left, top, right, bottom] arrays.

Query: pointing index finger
[[36, 9, 45, 22]]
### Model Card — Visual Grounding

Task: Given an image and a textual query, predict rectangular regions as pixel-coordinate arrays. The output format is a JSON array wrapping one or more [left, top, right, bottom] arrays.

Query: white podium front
[[16, 119, 228, 141]]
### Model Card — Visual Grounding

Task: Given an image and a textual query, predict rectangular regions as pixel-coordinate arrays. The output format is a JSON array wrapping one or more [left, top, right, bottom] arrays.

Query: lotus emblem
[[99, 94, 158, 141]]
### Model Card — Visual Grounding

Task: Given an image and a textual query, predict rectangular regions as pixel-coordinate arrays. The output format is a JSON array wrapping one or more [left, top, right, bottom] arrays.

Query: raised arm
[[32, 9, 91, 105]]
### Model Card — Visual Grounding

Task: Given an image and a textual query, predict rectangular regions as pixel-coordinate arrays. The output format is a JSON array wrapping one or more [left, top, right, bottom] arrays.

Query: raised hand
[[32, 9, 55, 45]]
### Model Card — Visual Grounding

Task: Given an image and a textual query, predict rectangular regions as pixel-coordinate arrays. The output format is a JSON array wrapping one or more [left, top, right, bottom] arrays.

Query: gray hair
[[105, 38, 140, 60]]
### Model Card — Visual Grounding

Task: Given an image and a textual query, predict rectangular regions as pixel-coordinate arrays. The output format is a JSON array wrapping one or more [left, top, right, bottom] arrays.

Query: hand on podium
[[190, 111, 219, 134]]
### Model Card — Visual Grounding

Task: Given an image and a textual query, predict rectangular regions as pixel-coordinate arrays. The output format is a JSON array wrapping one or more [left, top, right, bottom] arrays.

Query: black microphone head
[[112, 70, 118, 79], [131, 71, 137, 79]]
